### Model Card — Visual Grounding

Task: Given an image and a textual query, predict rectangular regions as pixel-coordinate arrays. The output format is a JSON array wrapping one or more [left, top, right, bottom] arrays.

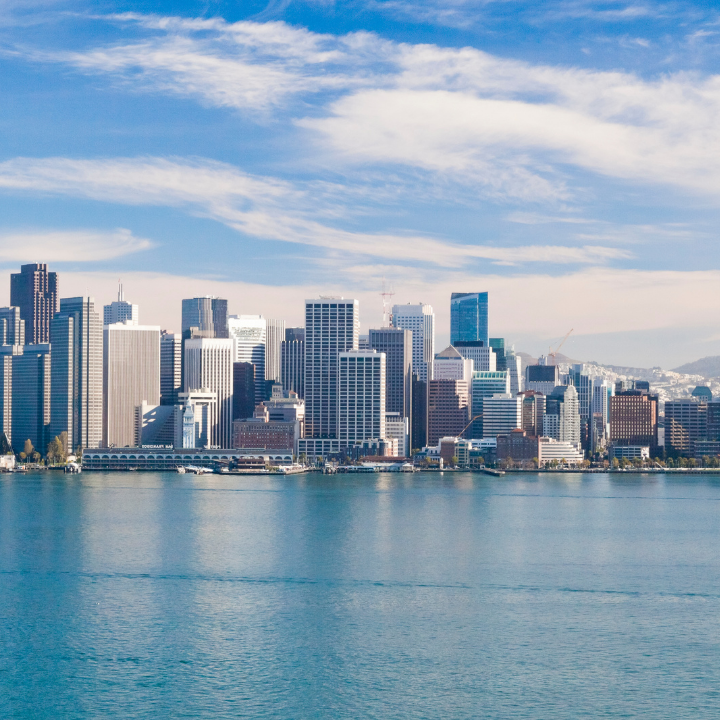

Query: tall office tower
[[427, 379, 469, 447], [567, 364, 593, 450], [0, 307, 25, 346], [232, 362, 256, 420], [544, 385, 581, 451], [609, 389, 658, 452], [526, 364, 560, 395], [50, 297, 102, 451], [392, 303, 435, 383], [10, 263, 58, 344], [304, 298, 359, 439], [228, 315, 266, 402], [181, 296, 228, 339], [591, 378, 611, 452], [505, 347, 523, 395], [518, 390, 546, 436], [482, 394, 522, 438], [103, 282, 139, 325], [450, 292, 488, 346], [455, 341, 496, 373], [411, 375, 427, 450], [184, 338, 234, 447], [103, 323, 161, 447], [433, 346, 473, 381], [12, 344, 51, 453], [0, 345, 20, 446], [489, 338, 506, 371], [337, 350, 386, 444], [281, 327, 304, 398], [160, 332, 182, 405], [369, 327, 412, 423], [470, 371, 510, 439], [264, 318, 285, 383]]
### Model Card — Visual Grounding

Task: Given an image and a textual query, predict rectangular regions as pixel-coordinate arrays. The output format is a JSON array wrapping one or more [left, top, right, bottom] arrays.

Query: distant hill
[[672, 356, 720, 378]]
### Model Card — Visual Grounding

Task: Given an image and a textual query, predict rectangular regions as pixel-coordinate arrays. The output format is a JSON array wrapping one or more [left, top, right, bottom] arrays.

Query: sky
[[1, 0, 719, 368]]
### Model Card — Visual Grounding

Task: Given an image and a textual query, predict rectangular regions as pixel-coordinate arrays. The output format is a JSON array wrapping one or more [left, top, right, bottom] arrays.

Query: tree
[[450, 455, 459, 467], [23, 439, 34, 457], [612, 458, 620, 469], [46, 436, 66, 465]]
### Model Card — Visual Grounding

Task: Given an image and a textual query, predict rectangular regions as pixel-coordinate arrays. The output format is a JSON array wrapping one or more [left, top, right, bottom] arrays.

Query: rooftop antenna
[[380, 278, 395, 328], [118, 279, 124, 303]]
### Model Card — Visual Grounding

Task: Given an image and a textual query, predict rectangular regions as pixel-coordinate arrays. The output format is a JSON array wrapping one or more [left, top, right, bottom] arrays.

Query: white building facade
[[482, 394, 523, 438], [337, 350, 386, 444], [392, 303, 434, 383]]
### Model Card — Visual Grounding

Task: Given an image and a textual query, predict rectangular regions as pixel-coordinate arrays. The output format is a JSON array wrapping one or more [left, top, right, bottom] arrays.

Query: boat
[[64, 462, 82, 474], [176, 466, 186, 474]]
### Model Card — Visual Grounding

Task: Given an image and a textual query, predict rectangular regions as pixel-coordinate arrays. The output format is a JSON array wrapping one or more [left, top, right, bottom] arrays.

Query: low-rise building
[[609, 445, 650, 460], [496, 430, 539, 464], [232, 402, 298, 452], [537, 437, 584, 467]]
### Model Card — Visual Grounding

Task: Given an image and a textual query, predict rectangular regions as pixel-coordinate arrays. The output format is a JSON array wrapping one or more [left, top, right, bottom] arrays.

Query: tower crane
[[549, 328, 573, 364]]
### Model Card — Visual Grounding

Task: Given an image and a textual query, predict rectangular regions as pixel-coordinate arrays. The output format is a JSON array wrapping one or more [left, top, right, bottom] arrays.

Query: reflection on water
[[1, 471, 719, 719]]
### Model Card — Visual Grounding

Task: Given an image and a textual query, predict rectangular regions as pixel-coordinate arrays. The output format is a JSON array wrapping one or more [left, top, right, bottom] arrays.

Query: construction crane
[[549, 328, 573, 364], [455, 414, 483, 440]]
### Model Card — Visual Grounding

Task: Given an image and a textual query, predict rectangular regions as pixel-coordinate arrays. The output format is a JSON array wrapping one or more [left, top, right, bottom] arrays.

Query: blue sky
[[1, 0, 719, 367]]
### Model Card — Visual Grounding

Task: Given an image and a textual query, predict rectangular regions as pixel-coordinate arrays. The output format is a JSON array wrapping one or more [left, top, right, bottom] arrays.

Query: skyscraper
[[184, 338, 234, 448], [281, 327, 304, 398], [104, 282, 139, 325], [610, 389, 659, 452], [454, 341, 496, 373], [228, 315, 266, 402], [470, 371, 510, 439], [427, 379, 469, 447], [181, 296, 228, 339], [232, 362, 256, 420], [12, 344, 51, 453], [482, 395, 523, 438], [489, 338, 506, 371], [505, 347, 523, 395], [160, 332, 182, 405], [433, 346, 473, 381], [0, 346, 16, 446], [526, 364, 559, 395], [103, 323, 161, 447], [50, 297, 102, 451], [0, 307, 25, 346], [10, 263, 58, 344], [369, 327, 412, 421], [450, 292, 488, 346], [337, 350, 386, 444], [411, 375, 427, 451], [264, 318, 285, 384], [304, 298, 359, 439], [544, 384, 581, 451], [392, 303, 434, 383]]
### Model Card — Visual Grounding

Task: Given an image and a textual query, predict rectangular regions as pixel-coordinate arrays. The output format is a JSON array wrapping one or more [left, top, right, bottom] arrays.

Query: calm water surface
[[1, 470, 719, 718]]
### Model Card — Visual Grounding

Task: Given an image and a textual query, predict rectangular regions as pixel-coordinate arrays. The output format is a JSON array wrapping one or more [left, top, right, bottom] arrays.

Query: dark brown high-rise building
[[427, 379, 469, 447], [609, 390, 659, 450], [10, 263, 58, 344]]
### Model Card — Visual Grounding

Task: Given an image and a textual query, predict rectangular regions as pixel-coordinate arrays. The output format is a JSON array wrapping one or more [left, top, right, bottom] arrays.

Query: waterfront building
[[281, 327, 304, 398], [526, 364, 560, 395], [609, 389, 658, 452], [518, 390, 546, 436], [482, 394, 522, 438], [337, 350, 386, 444], [455, 341, 496, 373], [135, 402, 184, 447], [450, 292, 488, 346], [609, 445, 650, 461], [232, 402, 298, 452], [537, 437, 584, 466], [228, 315, 266, 402], [160, 332, 182, 405], [411, 375, 427, 451], [496, 430, 540, 464], [10, 263, 58, 344], [12, 344, 51, 453], [177, 390, 217, 448], [469, 371, 510, 439], [433, 346, 473, 381], [427, 379, 469, 447], [304, 298, 359, 440], [103, 283, 138, 325], [664, 398, 708, 457], [103, 323, 161, 448], [369, 327, 412, 426], [544, 384, 581, 451], [0, 307, 25, 347], [50, 297, 102, 451], [392, 303, 435, 383], [0, 345, 18, 446], [184, 338, 234, 448], [385, 412, 409, 457]]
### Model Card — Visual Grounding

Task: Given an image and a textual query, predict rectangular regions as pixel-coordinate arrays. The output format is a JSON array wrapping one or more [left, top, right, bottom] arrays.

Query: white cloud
[[0, 155, 627, 266], [0, 228, 152, 262]]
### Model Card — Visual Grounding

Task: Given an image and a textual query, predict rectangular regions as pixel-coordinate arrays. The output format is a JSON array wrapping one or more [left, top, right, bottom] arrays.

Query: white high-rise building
[[392, 303, 434, 382], [265, 318, 285, 384], [228, 315, 266, 402], [338, 349, 386, 444], [103, 322, 161, 447], [544, 384, 581, 451], [305, 298, 359, 439], [506, 347, 523, 395], [455, 343, 496, 373], [103, 282, 139, 326], [184, 338, 233, 448], [433, 346, 473, 381], [482, 394, 522, 438], [470, 371, 510, 439]]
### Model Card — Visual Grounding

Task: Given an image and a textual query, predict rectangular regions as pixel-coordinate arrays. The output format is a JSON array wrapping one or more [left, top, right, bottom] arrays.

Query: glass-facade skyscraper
[[450, 292, 488, 346]]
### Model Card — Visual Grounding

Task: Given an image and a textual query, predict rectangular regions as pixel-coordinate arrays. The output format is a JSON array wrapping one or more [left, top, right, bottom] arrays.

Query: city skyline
[[0, 2, 719, 368]]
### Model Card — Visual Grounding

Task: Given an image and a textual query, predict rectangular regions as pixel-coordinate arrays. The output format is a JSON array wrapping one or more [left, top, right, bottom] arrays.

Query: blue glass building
[[450, 292, 488, 346]]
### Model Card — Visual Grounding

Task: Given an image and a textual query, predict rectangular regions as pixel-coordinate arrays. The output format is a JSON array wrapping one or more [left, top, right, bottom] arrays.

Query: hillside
[[672, 356, 720, 378]]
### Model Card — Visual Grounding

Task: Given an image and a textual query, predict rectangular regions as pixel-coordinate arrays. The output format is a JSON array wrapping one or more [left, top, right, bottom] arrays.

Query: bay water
[[1, 470, 719, 718]]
